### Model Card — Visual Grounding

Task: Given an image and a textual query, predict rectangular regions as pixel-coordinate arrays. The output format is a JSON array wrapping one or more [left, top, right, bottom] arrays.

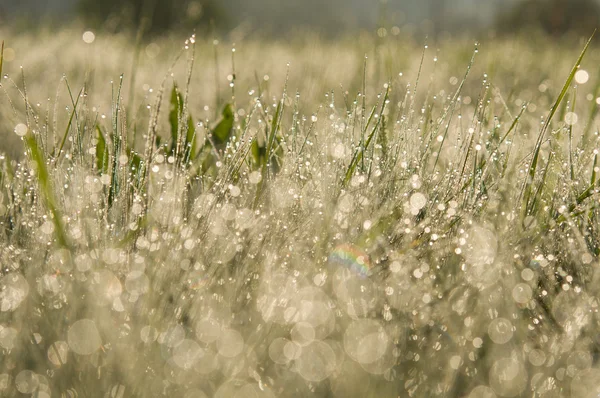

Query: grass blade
[[25, 133, 68, 248], [96, 125, 108, 174], [522, 32, 595, 217], [53, 87, 83, 161], [0, 41, 4, 81]]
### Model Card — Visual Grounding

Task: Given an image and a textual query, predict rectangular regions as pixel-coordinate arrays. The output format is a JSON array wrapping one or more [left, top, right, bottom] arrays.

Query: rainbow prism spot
[[328, 244, 372, 278], [187, 270, 209, 290]]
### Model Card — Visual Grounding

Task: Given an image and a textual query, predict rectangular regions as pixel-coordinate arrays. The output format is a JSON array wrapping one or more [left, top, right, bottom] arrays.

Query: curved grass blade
[[523, 32, 595, 218]]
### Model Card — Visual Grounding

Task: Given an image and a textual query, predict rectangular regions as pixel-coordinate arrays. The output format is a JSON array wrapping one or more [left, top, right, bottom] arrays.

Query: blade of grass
[[592, 153, 598, 187], [568, 90, 576, 181], [25, 133, 68, 248], [342, 85, 390, 187], [53, 87, 83, 162], [0, 41, 4, 83], [96, 125, 108, 174], [523, 32, 595, 217]]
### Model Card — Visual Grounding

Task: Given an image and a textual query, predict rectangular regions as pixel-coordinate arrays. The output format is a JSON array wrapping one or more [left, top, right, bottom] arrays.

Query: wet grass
[[0, 29, 600, 397]]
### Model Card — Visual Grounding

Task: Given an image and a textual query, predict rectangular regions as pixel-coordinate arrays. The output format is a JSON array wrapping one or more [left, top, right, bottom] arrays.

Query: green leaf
[[129, 150, 142, 175], [24, 133, 68, 248], [184, 114, 197, 162], [251, 137, 266, 169], [169, 84, 181, 154], [212, 103, 234, 146], [96, 125, 108, 174], [169, 84, 197, 162]]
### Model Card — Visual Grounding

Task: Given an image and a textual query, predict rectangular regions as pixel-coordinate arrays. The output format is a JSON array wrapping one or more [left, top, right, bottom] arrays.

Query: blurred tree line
[[3, 0, 598, 37], [77, 0, 228, 34], [496, 0, 600, 36]]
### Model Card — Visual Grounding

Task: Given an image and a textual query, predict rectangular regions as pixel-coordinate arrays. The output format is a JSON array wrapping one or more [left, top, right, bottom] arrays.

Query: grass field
[[1, 27, 600, 397]]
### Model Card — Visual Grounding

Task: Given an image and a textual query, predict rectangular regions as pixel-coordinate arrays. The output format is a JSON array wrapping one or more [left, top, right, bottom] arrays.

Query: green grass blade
[[0, 41, 4, 81], [266, 100, 283, 166], [96, 125, 108, 174], [523, 32, 595, 217], [213, 103, 235, 145], [342, 85, 390, 187], [592, 153, 598, 187], [25, 133, 68, 248], [169, 84, 181, 154], [53, 87, 83, 161]]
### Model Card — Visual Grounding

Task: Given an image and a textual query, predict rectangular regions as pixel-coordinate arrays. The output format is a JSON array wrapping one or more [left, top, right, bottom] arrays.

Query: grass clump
[[0, 29, 599, 397]]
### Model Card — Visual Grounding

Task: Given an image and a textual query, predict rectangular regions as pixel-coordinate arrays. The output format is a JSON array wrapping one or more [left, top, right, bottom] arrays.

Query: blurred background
[[1, 0, 599, 38]]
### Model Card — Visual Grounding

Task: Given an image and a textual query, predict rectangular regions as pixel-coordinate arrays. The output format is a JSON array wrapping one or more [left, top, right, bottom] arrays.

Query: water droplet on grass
[[15, 370, 38, 394], [269, 337, 292, 364], [344, 319, 389, 364], [296, 340, 337, 382], [162, 325, 185, 348], [291, 322, 315, 346], [217, 328, 244, 358], [173, 339, 204, 369], [82, 31, 95, 44], [571, 368, 600, 398], [48, 341, 69, 366], [0, 325, 18, 349], [488, 318, 513, 344], [467, 385, 497, 398], [409, 192, 427, 211], [489, 358, 527, 397], [0, 374, 9, 390], [0, 273, 29, 312], [575, 69, 589, 84], [14, 123, 27, 137], [512, 283, 533, 304], [68, 319, 102, 355]]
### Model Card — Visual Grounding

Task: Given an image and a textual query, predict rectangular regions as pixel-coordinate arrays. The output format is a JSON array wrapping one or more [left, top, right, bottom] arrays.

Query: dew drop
[[48, 341, 69, 366], [488, 318, 513, 344], [68, 319, 102, 355], [217, 328, 244, 358]]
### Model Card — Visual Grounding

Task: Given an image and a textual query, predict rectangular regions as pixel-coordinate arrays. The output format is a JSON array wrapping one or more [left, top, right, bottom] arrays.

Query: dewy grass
[[1, 29, 600, 397]]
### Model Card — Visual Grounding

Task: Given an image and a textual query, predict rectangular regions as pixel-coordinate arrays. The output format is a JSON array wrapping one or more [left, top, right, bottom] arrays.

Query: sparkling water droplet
[[0, 326, 18, 349], [489, 358, 527, 397], [575, 69, 589, 84], [409, 192, 427, 211], [296, 340, 337, 382], [14, 123, 27, 137], [217, 328, 244, 358], [48, 341, 69, 366], [15, 370, 38, 394], [172, 339, 204, 369], [82, 31, 96, 44], [488, 318, 513, 344], [68, 319, 102, 355]]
